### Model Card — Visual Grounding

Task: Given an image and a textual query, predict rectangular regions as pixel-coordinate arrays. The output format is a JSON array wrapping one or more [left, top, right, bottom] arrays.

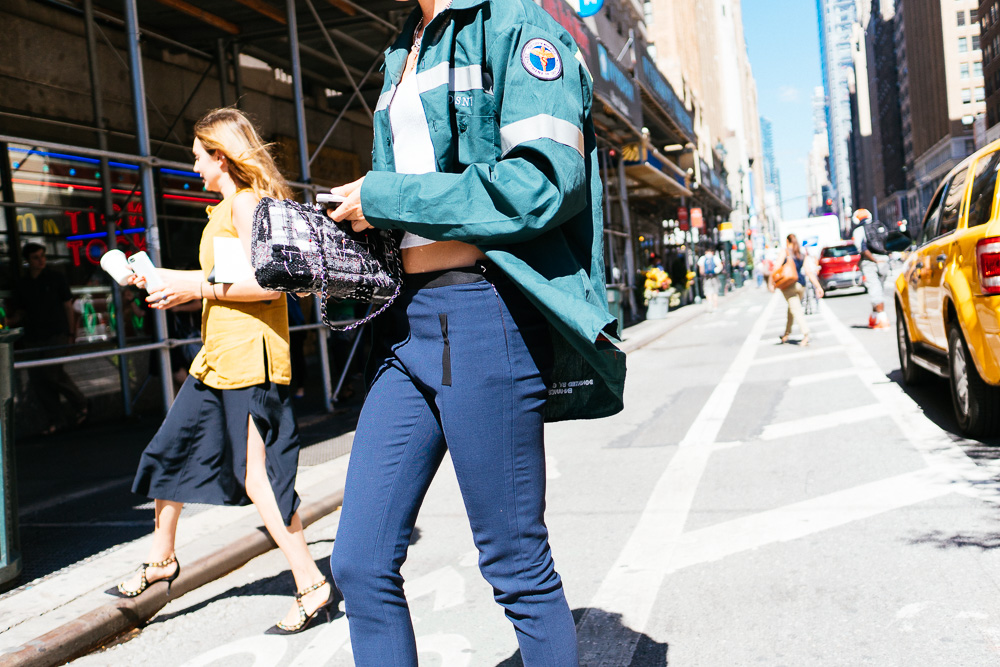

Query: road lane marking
[[759, 404, 889, 441], [288, 615, 351, 667], [711, 441, 745, 451], [546, 455, 562, 479], [819, 305, 1000, 503], [179, 636, 288, 667], [751, 346, 845, 365], [759, 330, 833, 345], [666, 470, 951, 574], [576, 293, 779, 666], [788, 368, 861, 386]]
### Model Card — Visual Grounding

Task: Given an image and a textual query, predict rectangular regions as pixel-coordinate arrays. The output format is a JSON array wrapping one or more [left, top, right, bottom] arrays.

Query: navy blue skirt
[[131, 376, 301, 525]]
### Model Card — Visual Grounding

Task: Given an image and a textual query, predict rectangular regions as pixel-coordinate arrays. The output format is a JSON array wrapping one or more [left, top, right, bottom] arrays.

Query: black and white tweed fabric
[[251, 197, 402, 331]]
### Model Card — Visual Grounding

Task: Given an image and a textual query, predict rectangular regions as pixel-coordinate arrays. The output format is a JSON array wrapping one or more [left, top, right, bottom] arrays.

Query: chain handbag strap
[[312, 206, 404, 332]]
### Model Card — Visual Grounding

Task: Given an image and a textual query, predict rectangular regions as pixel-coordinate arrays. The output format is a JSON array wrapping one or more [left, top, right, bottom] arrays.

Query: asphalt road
[[72, 285, 1000, 666]]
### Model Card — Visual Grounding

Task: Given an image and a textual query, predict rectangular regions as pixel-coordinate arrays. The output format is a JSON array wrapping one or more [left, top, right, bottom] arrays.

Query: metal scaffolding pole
[[123, 0, 174, 411], [84, 0, 132, 416], [216, 38, 230, 107], [0, 145, 20, 287], [616, 157, 639, 319], [287, 0, 333, 413], [231, 41, 244, 108]]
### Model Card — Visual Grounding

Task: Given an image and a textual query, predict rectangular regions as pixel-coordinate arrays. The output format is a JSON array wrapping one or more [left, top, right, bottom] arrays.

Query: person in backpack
[[698, 247, 721, 312], [850, 208, 891, 329]]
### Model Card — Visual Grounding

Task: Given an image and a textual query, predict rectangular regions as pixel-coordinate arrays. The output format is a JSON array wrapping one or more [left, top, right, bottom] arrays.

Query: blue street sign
[[578, 0, 603, 18]]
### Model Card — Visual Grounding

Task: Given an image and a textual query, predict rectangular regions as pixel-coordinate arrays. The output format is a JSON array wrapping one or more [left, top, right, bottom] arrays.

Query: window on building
[[958, 10, 966, 25], [977, 86, 986, 101], [975, 61, 984, 77], [974, 35, 981, 51], [960, 37, 969, 53], [972, 8, 979, 22], [962, 63, 971, 79], [963, 88, 972, 103]]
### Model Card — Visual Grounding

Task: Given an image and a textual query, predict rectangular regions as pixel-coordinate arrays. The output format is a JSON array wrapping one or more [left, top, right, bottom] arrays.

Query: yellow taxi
[[895, 141, 1000, 437]]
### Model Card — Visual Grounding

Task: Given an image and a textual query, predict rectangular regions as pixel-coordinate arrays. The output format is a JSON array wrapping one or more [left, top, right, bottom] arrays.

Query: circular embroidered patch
[[521, 38, 563, 80]]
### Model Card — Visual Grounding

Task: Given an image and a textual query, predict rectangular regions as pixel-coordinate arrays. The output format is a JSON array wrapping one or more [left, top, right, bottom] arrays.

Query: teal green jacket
[[360, 0, 626, 421]]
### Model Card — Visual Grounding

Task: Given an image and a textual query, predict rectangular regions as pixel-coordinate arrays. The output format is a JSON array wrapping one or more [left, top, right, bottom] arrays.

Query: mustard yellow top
[[188, 189, 291, 389]]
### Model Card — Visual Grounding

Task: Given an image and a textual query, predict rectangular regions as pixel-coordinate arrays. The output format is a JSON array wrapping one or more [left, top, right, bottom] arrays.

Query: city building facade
[[978, 0, 1000, 141], [817, 0, 859, 230], [897, 0, 982, 218], [761, 117, 783, 223], [807, 87, 834, 216]]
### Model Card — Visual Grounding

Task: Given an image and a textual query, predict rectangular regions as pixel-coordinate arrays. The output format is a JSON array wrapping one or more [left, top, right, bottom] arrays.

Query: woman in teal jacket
[[328, 0, 625, 663]]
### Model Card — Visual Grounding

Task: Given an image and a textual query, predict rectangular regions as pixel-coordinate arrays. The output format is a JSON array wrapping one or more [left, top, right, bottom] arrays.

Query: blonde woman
[[116, 108, 334, 634], [770, 233, 824, 345]]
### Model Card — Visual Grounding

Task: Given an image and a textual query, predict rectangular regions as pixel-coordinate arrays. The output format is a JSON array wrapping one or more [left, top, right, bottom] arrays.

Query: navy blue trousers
[[329, 273, 578, 666]]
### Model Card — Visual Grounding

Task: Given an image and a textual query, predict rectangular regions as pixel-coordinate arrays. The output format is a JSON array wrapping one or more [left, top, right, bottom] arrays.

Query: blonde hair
[[194, 108, 291, 200]]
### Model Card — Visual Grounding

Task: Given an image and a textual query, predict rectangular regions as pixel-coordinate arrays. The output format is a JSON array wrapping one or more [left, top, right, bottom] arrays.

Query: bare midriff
[[402, 241, 487, 274]]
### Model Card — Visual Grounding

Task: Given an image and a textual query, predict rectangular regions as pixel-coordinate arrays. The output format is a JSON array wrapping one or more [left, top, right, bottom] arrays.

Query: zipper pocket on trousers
[[439, 313, 452, 386]]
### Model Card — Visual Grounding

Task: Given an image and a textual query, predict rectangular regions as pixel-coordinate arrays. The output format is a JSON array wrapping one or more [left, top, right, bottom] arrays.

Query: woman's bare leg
[[244, 416, 329, 626], [119, 499, 183, 591]]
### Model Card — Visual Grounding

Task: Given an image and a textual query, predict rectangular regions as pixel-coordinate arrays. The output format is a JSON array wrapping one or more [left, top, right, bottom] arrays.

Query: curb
[[0, 490, 344, 667]]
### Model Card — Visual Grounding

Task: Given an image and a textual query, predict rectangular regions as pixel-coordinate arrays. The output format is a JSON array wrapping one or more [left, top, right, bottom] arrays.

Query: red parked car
[[817, 242, 864, 293]]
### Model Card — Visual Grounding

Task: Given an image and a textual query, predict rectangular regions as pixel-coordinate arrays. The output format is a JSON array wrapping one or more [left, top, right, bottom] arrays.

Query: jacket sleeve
[[360, 25, 590, 245]]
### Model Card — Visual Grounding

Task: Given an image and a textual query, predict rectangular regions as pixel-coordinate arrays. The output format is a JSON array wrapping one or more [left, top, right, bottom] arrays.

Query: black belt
[[405, 260, 499, 290]]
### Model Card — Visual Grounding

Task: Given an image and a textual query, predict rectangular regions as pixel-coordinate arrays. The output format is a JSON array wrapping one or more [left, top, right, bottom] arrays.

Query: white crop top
[[388, 73, 436, 249]]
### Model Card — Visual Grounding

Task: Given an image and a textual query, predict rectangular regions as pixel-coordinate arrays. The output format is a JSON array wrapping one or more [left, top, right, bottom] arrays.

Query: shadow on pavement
[[906, 522, 1000, 551], [885, 368, 1000, 449], [148, 550, 339, 626], [496, 608, 669, 666]]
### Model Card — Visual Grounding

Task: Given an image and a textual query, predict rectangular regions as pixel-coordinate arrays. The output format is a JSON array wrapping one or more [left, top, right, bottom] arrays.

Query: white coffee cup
[[100, 249, 134, 286]]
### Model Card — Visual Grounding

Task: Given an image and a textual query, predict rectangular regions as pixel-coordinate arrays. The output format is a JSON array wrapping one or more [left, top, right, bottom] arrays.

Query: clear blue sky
[[742, 0, 824, 220]]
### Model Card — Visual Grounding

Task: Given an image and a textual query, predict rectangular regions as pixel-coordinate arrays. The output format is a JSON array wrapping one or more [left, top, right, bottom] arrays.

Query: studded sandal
[[115, 554, 181, 598], [266, 578, 335, 635]]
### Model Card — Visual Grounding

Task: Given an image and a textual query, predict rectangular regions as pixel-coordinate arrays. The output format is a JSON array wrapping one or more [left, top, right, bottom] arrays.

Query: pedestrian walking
[[116, 108, 334, 634], [9, 243, 88, 433], [698, 247, 721, 312], [850, 209, 891, 329], [324, 0, 626, 663], [771, 233, 824, 345]]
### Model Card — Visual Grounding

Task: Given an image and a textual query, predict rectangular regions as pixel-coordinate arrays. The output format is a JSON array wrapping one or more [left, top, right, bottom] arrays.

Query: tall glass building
[[816, 0, 859, 229]]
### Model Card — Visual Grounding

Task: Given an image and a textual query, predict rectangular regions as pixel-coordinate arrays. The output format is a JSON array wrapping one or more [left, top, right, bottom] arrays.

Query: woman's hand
[[328, 177, 372, 233], [146, 268, 200, 310]]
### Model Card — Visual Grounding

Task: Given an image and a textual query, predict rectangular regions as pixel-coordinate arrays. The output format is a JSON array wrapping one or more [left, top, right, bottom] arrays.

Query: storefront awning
[[625, 163, 692, 198], [622, 143, 692, 198]]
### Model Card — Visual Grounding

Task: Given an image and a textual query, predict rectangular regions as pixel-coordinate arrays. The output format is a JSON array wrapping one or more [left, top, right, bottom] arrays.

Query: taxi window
[[920, 183, 947, 246], [967, 151, 1000, 228], [938, 166, 969, 237]]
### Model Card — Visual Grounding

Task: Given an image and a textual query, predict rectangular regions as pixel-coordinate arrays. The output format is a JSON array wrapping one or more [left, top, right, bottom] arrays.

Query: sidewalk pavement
[[0, 300, 709, 667]]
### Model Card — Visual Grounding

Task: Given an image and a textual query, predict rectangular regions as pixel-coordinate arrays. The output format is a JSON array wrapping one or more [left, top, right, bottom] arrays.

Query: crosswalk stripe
[[666, 469, 952, 574], [751, 345, 845, 365], [788, 368, 861, 386], [759, 404, 888, 440]]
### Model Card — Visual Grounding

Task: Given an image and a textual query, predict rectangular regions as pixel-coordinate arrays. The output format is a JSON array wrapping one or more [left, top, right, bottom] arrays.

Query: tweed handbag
[[250, 197, 402, 331]]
